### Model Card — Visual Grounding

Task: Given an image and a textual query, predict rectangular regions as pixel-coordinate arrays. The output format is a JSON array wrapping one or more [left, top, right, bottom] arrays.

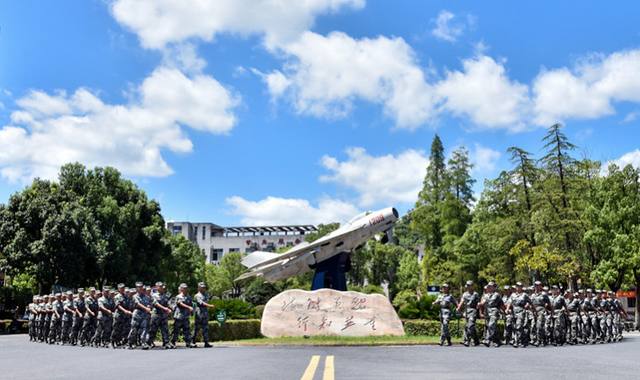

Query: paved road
[[2, 334, 639, 379]]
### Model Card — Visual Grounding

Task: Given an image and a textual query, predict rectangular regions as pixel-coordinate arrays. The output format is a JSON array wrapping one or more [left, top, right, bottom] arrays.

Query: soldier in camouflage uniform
[[194, 282, 215, 348], [432, 283, 456, 346], [502, 285, 514, 346], [592, 290, 604, 343], [456, 280, 480, 347], [172, 283, 196, 348], [610, 291, 626, 342], [71, 289, 85, 345], [93, 288, 114, 347], [479, 281, 504, 347], [531, 281, 551, 346], [598, 290, 612, 343], [148, 282, 172, 349], [549, 285, 567, 346], [61, 291, 75, 344], [111, 284, 132, 348], [565, 291, 581, 345], [508, 282, 531, 347], [128, 282, 152, 350], [33, 296, 43, 341], [81, 287, 98, 346], [41, 295, 53, 343], [49, 293, 64, 344], [28, 296, 38, 341]]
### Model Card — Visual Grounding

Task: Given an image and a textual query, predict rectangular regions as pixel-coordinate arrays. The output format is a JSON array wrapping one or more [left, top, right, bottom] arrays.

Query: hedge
[[0, 319, 28, 334], [165, 319, 262, 342], [403, 319, 504, 338]]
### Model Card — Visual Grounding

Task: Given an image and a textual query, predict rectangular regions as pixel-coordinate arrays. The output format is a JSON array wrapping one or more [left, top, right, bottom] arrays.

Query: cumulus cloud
[[320, 147, 428, 207], [436, 56, 531, 130], [0, 67, 239, 183], [471, 143, 501, 173], [431, 10, 474, 42], [533, 49, 640, 125], [226, 195, 359, 225], [607, 149, 640, 171], [110, 0, 365, 49], [265, 31, 438, 129]]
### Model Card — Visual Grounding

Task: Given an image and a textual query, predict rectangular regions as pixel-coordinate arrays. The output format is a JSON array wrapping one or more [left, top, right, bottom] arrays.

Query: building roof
[[223, 225, 317, 234]]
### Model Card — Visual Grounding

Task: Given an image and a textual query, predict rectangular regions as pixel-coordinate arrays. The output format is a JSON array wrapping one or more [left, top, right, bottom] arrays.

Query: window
[[628, 297, 636, 308], [194, 226, 198, 236], [171, 225, 182, 233], [202, 226, 206, 240], [229, 248, 240, 253], [201, 248, 205, 255], [211, 248, 223, 263]]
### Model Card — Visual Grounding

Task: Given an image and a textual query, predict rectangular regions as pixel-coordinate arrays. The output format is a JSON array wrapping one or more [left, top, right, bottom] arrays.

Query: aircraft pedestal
[[310, 252, 351, 291]]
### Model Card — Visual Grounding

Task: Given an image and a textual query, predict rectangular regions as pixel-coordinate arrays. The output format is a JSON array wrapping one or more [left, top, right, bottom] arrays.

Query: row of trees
[[389, 124, 640, 326], [0, 163, 205, 294]]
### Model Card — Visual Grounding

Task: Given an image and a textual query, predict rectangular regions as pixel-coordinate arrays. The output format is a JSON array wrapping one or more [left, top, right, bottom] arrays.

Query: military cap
[[198, 282, 207, 288], [503, 285, 510, 290], [124, 287, 130, 292], [117, 283, 125, 289], [542, 286, 549, 291], [586, 288, 593, 293], [89, 287, 96, 291], [43, 294, 50, 298], [145, 286, 151, 290], [78, 288, 85, 293], [103, 286, 111, 291], [135, 282, 144, 287], [465, 280, 473, 287], [66, 291, 73, 295], [96, 289, 102, 294], [179, 283, 188, 289], [551, 285, 558, 289], [55, 293, 61, 297], [515, 281, 523, 287], [441, 283, 450, 288], [534, 280, 542, 286], [127, 288, 136, 293], [578, 289, 585, 294], [488, 281, 496, 287], [155, 281, 164, 287]]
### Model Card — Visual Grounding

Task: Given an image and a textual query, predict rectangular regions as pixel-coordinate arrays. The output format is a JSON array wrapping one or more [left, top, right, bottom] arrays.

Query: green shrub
[[210, 299, 255, 320], [392, 289, 418, 308], [166, 319, 262, 342], [348, 284, 385, 295], [254, 305, 265, 319], [403, 319, 504, 338]]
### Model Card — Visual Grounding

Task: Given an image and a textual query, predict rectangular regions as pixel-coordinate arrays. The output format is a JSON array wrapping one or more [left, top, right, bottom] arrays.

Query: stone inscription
[[261, 289, 405, 338]]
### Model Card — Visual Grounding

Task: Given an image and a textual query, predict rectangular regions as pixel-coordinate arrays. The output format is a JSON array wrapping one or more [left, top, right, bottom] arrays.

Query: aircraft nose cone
[[392, 207, 399, 218]]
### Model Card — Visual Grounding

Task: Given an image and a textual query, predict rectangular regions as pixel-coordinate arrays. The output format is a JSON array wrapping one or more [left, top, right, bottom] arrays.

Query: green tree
[[205, 252, 246, 298], [161, 234, 206, 293]]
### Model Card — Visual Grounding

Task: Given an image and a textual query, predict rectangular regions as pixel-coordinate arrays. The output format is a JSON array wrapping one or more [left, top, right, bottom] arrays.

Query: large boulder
[[261, 289, 405, 338]]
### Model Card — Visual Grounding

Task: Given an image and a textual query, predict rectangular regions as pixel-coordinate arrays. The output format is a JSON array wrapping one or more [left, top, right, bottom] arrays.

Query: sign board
[[617, 290, 636, 299], [427, 285, 440, 295], [216, 309, 227, 325]]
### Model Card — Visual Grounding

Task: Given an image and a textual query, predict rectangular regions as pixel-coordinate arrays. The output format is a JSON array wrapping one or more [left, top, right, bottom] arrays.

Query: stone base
[[261, 289, 405, 338]]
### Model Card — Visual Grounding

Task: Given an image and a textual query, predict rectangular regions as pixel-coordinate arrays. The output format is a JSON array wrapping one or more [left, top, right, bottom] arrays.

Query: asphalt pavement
[[1, 333, 639, 380]]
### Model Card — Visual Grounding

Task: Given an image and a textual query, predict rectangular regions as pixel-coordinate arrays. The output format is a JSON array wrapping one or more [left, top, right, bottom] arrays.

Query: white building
[[166, 221, 317, 264]]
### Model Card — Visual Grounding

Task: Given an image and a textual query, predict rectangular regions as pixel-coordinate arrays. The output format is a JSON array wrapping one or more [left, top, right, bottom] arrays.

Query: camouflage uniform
[[93, 293, 114, 346], [33, 300, 43, 341], [148, 289, 171, 347], [81, 294, 98, 345], [71, 293, 86, 345], [565, 295, 581, 345], [28, 300, 37, 341], [459, 289, 480, 346], [531, 290, 550, 346], [484, 291, 504, 346], [61, 294, 75, 344], [128, 289, 152, 348], [172, 292, 193, 346], [194, 289, 212, 345], [550, 292, 566, 345], [510, 290, 531, 347], [111, 288, 129, 346], [49, 296, 64, 343], [42, 299, 53, 342], [434, 289, 457, 346], [502, 289, 514, 345], [599, 296, 612, 342], [611, 296, 624, 341]]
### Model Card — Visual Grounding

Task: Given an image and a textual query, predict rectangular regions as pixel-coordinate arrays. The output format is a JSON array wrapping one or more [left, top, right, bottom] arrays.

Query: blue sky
[[1, 1, 640, 226]]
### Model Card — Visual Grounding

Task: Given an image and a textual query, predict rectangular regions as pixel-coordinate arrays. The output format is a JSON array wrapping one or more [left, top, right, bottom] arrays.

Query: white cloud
[[471, 143, 501, 173], [320, 147, 428, 207], [533, 49, 640, 125], [226, 196, 359, 225], [608, 149, 640, 171], [0, 67, 239, 183], [111, 0, 365, 50], [436, 56, 531, 130], [161, 43, 207, 74], [622, 110, 639, 123], [265, 31, 438, 129], [431, 10, 474, 43]]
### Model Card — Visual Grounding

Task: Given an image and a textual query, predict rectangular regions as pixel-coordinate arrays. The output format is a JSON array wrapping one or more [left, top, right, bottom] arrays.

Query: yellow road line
[[300, 355, 321, 380], [323, 355, 335, 380]]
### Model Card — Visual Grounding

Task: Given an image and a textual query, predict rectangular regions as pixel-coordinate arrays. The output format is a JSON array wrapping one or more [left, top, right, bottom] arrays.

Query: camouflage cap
[[465, 280, 473, 287], [145, 286, 151, 290], [66, 291, 73, 295], [89, 287, 96, 292], [503, 285, 510, 290], [487, 281, 496, 287], [441, 283, 450, 288], [135, 282, 144, 287], [198, 282, 207, 288], [551, 285, 558, 289], [534, 281, 542, 286], [542, 286, 549, 291], [179, 283, 188, 289], [55, 293, 61, 297], [586, 288, 593, 293], [103, 286, 111, 291], [515, 281, 523, 287], [127, 288, 136, 293], [117, 283, 125, 289], [578, 289, 585, 294], [77, 288, 85, 293], [155, 281, 164, 287]]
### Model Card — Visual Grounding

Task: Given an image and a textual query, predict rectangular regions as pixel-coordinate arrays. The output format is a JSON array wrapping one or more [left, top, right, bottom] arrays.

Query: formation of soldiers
[[26, 281, 215, 349], [434, 280, 628, 347]]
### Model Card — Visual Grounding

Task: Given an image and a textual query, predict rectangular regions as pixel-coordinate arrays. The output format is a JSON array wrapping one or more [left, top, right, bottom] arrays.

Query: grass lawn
[[215, 335, 463, 346]]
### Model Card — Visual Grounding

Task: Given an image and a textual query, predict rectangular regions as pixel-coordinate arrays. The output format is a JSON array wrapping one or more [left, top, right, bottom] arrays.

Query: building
[[166, 221, 317, 264]]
